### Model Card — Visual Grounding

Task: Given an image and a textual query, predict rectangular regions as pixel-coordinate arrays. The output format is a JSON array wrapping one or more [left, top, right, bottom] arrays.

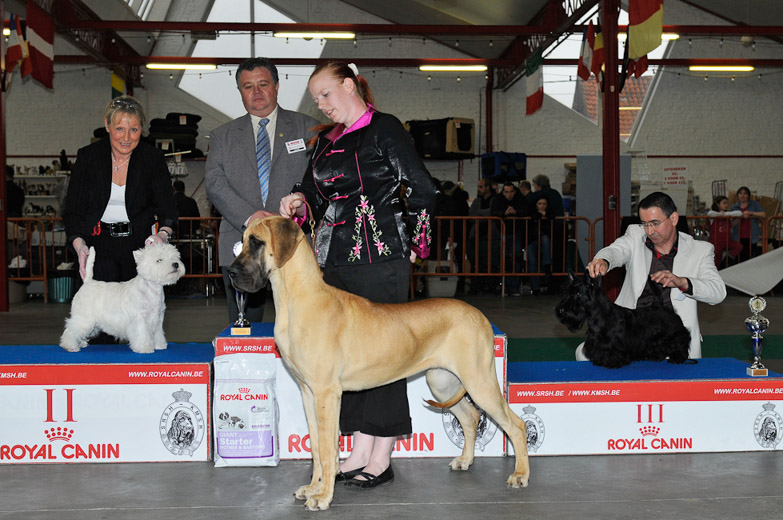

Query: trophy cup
[[230, 290, 252, 336], [745, 296, 769, 377]]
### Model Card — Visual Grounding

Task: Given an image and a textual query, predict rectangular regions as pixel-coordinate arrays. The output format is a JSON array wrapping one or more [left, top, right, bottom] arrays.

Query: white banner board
[[0, 363, 211, 464], [508, 378, 783, 456]]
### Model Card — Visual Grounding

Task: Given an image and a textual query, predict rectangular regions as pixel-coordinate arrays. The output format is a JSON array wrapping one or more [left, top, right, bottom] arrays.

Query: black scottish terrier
[[555, 272, 691, 368]]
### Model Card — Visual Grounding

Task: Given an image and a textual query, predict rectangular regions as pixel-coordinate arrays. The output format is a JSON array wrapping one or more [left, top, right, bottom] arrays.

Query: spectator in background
[[434, 180, 469, 271], [518, 180, 537, 209], [491, 182, 529, 295], [708, 196, 742, 268], [467, 179, 501, 294], [531, 174, 564, 217], [469, 179, 497, 216], [531, 174, 565, 291], [173, 180, 200, 238], [527, 193, 556, 295], [730, 186, 766, 262], [5, 166, 25, 218]]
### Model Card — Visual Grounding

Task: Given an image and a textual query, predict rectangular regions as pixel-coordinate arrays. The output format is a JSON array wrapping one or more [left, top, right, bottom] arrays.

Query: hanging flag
[[619, 40, 631, 94], [591, 22, 605, 83], [632, 55, 649, 77], [525, 49, 544, 115], [111, 73, 126, 98], [3, 13, 32, 90], [26, 0, 55, 89], [628, 0, 664, 59], [577, 23, 593, 81]]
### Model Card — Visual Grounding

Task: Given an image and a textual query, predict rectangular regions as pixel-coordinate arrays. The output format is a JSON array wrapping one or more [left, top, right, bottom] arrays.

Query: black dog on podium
[[555, 272, 691, 368]]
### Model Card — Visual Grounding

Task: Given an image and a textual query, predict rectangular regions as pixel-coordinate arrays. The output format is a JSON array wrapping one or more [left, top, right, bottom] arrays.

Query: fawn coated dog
[[227, 216, 529, 511]]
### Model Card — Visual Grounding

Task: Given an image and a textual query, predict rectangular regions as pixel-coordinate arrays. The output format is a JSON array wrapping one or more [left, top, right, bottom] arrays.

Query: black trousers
[[322, 257, 412, 437], [87, 228, 146, 282], [85, 227, 147, 344]]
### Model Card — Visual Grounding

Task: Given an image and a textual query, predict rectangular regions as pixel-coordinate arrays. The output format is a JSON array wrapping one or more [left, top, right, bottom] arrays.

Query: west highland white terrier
[[60, 243, 185, 353]]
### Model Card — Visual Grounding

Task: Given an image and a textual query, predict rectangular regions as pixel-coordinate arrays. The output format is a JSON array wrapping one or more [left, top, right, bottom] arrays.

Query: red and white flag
[[577, 22, 593, 81], [3, 13, 32, 90], [26, 0, 55, 89], [525, 49, 544, 115]]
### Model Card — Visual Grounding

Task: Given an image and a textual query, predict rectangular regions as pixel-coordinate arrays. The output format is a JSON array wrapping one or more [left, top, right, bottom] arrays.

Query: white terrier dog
[[60, 243, 185, 353]]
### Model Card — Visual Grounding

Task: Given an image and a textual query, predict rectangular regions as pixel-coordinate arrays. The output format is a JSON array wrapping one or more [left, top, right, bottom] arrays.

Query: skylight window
[[178, 0, 324, 119]]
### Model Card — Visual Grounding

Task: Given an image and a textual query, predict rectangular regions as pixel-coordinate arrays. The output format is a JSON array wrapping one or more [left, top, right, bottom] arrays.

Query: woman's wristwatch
[[158, 228, 171, 242]]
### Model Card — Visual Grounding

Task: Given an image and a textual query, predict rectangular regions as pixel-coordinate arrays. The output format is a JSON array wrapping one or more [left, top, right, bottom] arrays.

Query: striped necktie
[[256, 118, 271, 204]]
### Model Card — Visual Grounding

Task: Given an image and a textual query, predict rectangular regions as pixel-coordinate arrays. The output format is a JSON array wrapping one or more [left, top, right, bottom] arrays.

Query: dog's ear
[[267, 217, 304, 268]]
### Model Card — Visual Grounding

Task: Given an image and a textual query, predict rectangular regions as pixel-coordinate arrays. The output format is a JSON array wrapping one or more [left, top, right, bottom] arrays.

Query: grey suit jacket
[[206, 107, 318, 265]]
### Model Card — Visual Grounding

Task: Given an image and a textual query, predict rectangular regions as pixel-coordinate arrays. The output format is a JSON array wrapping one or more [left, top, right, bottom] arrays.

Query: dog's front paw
[[129, 345, 156, 354], [59, 340, 85, 352], [506, 472, 529, 488], [155, 342, 168, 351], [293, 484, 312, 501], [448, 456, 473, 471], [303, 494, 333, 511]]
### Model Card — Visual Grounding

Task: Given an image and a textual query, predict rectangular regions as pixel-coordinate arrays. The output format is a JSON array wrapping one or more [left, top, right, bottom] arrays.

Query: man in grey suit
[[206, 57, 319, 323]]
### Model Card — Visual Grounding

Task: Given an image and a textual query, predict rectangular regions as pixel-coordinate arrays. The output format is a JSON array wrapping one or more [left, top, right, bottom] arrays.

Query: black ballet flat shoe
[[335, 467, 364, 482], [344, 465, 394, 489]]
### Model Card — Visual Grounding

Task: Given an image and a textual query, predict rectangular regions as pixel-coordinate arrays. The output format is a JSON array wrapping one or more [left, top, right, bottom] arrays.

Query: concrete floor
[[1, 292, 782, 519]]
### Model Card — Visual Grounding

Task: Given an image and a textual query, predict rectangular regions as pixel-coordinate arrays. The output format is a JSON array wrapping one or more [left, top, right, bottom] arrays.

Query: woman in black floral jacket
[[280, 61, 436, 489]]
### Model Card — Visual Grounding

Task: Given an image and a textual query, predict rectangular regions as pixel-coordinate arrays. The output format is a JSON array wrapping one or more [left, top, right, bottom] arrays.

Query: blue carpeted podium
[[0, 343, 213, 464], [507, 358, 783, 456]]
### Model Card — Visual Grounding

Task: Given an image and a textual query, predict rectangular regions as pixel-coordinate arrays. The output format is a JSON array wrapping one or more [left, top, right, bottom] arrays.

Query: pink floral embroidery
[[411, 208, 432, 258], [349, 195, 391, 262]]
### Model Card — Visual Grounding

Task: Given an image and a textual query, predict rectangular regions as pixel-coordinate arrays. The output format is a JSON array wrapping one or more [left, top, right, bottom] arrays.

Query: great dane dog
[[228, 216, 529, 511]]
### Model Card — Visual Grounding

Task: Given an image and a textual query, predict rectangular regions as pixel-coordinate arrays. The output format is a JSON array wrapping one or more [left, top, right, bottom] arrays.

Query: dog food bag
[[213, 353, 279, 467]]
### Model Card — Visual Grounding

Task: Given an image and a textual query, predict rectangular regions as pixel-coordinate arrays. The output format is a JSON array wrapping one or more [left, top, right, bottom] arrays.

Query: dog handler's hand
[[73, 238, 90, 280], [279, 193, 305, 219], [248, 209, 276, 224], [650, 270, 688, 291], [145, 234, 165, 246], [586, 258, 608, 278]]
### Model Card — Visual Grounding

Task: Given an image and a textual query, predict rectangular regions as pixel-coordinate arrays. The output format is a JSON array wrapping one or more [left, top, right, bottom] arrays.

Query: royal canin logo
[[639, 426, 661, 437], [45, 427, 74, 442], [219, 392, 269, 401]]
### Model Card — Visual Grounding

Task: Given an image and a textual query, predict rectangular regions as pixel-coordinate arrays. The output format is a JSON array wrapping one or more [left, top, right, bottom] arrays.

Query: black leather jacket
[[296, 109, 436, 267]]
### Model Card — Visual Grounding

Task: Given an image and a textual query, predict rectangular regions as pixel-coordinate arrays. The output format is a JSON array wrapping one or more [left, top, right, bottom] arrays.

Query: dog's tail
[[424, 388, 467, 409], [84, 246, 96, 282]]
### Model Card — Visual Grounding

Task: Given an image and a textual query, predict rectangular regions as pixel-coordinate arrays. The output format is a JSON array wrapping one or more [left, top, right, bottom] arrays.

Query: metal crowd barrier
[[6, 217, 63, 301], [687, 215, 770, 269], [6, 217, 223, 301], [417, 215, 594, 296], [6, 215, 781, 302]]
